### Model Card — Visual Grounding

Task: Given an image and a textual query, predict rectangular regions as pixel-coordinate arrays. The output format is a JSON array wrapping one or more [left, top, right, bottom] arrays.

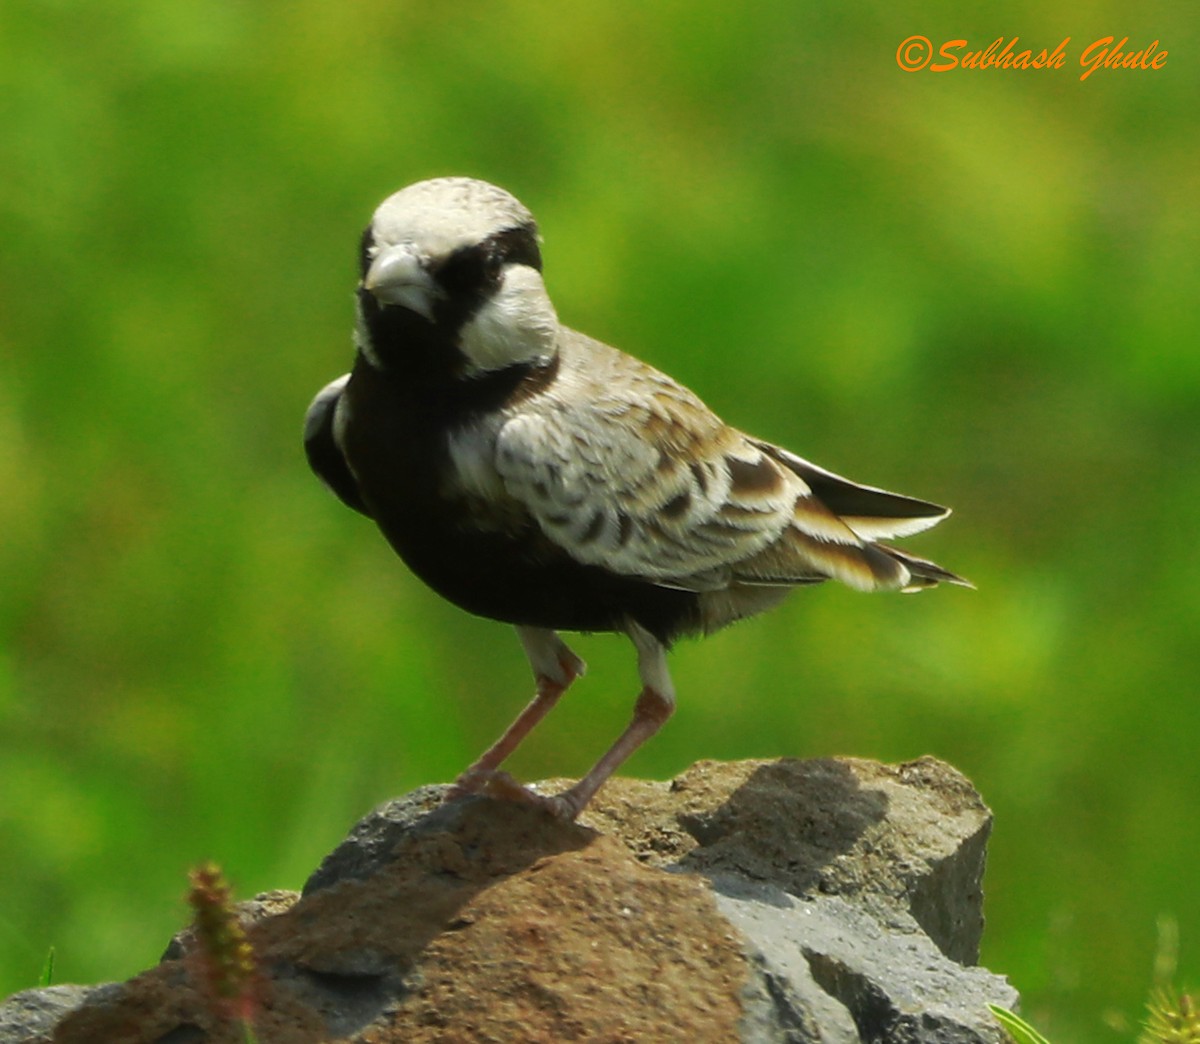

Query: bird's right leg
[[447, 625, 586, 798]]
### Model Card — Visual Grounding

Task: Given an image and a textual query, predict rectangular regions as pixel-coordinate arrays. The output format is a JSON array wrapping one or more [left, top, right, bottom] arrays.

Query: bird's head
[[356, 177, 559, 380]]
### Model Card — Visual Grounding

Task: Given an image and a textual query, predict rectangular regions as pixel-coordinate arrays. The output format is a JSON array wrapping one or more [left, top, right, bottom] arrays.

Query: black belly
[[384, 515, 696, 641], [339, 363, 699, 644]]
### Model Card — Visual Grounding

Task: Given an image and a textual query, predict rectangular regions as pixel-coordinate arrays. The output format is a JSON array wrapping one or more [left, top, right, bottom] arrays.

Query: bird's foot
[[445, 768, 580, 820], [444, 765, 493, 801]]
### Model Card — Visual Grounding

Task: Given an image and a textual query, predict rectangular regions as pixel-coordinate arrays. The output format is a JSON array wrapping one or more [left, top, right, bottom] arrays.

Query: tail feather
[[749, 438, 969, 593], [883, 545, 974, 592]]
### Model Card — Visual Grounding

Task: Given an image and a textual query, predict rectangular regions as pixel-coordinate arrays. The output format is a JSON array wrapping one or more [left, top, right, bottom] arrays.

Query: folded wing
[[494, 366, 963, 594]]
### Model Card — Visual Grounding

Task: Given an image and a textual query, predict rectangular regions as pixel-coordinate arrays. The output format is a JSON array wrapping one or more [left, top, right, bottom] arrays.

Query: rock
[[2, 757, 1018, 1043], [0, 985, 108, 1041], [161, 889, 302, 963]]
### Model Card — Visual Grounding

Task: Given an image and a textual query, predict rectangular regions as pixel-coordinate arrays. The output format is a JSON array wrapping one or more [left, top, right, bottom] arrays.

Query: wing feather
[[755, 441, 951, 540], [305, 374, 371, 517], [490, 342, 917, 593]]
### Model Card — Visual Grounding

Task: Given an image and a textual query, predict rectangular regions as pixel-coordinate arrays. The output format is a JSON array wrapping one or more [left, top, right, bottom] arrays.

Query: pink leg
[[448, 627, 585, 798], [462, 622, 676, 821], [542, 682, 674, 820]]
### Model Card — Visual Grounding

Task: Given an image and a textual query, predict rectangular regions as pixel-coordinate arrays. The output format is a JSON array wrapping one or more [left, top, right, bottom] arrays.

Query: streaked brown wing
[[494, 343, 918, 593]]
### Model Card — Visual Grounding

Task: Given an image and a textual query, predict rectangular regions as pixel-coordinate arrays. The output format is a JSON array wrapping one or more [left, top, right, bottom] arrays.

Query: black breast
[[337, 359, 699, 644]]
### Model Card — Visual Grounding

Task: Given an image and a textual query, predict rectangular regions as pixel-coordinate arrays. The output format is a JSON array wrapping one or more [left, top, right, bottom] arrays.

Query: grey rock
[[717, 880, 1012, 1042], [663, 758, 993, 963], [161, 888, 300, 962], [0, 984, 112, 1043], [2, 757, 1018, 1043], [303, 784, 452, 894], [301, 756, 1016, 1042]]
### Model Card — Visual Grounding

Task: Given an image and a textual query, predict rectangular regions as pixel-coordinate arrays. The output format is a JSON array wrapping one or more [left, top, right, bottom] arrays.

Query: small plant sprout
[[186, 861, 260, 1040]]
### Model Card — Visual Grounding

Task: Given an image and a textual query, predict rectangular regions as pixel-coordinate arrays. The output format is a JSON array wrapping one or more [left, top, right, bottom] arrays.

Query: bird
[[305, 176, 969, 821]]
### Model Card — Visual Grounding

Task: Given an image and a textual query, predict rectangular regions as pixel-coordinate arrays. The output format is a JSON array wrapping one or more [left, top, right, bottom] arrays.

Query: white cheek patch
[[458, 265, 559, 375]]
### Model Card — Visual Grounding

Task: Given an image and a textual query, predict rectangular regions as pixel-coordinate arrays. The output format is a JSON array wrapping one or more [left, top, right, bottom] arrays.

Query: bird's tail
[[882, 545, 974, 592]]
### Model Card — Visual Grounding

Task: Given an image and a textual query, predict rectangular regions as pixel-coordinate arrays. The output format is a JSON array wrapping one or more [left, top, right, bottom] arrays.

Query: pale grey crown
[[370, 177, 537, 257]]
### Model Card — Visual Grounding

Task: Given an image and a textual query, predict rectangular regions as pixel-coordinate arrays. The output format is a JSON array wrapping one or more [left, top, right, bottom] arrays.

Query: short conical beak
[[363, 245, 440, 321]]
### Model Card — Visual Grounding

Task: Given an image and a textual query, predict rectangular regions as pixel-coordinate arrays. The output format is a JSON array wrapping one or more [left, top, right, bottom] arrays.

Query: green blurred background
[[2, 1, 1197, 1038]]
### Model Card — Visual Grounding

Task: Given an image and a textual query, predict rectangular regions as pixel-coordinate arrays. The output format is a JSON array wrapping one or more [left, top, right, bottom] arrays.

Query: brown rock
[[3, 757, 1016, 1043]]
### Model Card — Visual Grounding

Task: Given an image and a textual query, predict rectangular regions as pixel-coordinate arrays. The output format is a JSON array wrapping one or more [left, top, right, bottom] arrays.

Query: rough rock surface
[[1, 756, 1017, 1042]]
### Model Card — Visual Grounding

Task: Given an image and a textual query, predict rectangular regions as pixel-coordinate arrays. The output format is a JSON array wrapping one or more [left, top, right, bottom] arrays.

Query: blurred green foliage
[[1, 1, 1197, 1039]]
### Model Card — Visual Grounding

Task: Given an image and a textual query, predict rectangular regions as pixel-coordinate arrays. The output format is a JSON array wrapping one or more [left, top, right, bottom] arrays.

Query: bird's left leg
[[534, 622, 675, 820], [447, 625, 586, 798]]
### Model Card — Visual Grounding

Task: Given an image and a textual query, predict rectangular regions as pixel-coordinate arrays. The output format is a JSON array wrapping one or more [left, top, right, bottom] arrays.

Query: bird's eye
[[437, 244, 502, 296]]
